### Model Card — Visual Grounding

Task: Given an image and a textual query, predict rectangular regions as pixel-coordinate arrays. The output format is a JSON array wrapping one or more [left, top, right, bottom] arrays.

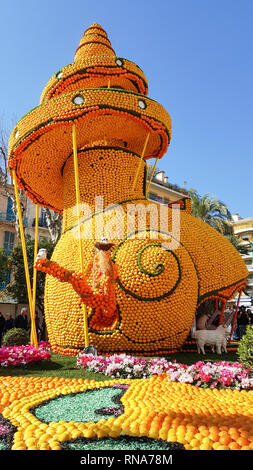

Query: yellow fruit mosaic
[[0, 375, 253, 451]]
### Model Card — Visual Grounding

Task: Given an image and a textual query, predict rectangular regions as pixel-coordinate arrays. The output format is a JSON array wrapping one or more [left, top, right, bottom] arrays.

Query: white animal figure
[[36, 249, 47, 261], [193, 325, 229, 354]]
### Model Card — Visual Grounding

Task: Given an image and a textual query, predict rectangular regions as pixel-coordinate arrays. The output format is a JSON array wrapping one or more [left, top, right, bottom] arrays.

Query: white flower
[[133, 364, 144, 373]]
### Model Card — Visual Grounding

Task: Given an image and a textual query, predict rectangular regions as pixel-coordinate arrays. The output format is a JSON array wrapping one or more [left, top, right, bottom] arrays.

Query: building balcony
[[234, 227, 253, 236], [242, 253, 253, 260], [0, 212, 28, 227], [239, 240, 252, 246], [32, 217, 48, 228], [0, 212, 15, 223]]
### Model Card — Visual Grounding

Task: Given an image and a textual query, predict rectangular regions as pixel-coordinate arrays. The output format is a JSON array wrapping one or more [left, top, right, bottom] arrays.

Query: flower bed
[[76, 353, 253, 390], [0, 342, 51, 367]]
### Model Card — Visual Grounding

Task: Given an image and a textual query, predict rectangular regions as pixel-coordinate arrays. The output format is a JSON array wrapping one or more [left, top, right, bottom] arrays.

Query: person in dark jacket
[[237, 306, 250, 339], [0, 312, 6, 346], [5, 314, 14, 332], [247, 309, 253, 325], [14, 308, 28, 330]]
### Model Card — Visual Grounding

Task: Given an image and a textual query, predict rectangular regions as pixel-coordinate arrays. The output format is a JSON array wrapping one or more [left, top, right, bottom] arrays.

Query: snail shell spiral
[[112, 230, 199, 348]]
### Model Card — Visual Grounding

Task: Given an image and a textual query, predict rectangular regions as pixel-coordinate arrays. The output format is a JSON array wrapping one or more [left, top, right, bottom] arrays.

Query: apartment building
[[147, 170, 187, 205], [232, 214, 253, 306]]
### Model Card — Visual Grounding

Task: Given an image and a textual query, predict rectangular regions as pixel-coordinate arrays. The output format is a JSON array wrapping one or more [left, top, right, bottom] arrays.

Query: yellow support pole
[[132, 132, 150, 193], [146, 156, 159, 195], [12, 170, 38, 348], [72, 122, 89, 348], [31, 203, 39, 348]]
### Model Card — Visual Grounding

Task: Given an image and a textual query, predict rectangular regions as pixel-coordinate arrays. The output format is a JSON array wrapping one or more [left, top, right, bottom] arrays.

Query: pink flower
[[0, 344, 51, 367]]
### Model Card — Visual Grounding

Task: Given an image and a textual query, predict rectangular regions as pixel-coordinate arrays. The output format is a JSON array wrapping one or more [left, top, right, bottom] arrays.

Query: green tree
[[6, 236, 55, 313], [188, 190, 250, 255], [0, 248, 8, 283], [147, 163, 160, 178], [189, 190, 233, 234], [225, 234, 251, 256]]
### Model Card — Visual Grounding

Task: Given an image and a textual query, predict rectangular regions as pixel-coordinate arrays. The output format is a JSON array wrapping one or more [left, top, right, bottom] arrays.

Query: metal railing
[[0, 212, 28, 225], [0, 212, 15, 222], [32, 217, 48, 228]]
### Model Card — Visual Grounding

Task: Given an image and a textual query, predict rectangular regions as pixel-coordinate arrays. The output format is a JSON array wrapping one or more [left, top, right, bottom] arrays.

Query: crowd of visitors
[[0, 308, 46, 346]]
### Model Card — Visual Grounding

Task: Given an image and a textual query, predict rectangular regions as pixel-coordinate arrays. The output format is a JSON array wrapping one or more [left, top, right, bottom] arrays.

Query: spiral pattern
[[112, 236, 182, 301]]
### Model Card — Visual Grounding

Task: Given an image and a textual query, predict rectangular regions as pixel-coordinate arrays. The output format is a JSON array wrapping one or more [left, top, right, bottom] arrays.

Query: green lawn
[[0, 350, 240, 380]]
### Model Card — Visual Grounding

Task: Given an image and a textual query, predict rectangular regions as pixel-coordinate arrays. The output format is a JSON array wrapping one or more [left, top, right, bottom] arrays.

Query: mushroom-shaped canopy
[[8, 24, 171, 213]]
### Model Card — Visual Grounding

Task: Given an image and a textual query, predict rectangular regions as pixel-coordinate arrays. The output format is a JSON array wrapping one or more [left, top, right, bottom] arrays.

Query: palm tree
[[226, 235, 251, 256], [189, 190, 233, 234], [188, 190, 250, 255]]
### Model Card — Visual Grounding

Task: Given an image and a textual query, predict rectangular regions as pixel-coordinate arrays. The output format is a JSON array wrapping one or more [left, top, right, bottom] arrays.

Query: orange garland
[[35, 257, 118, 330]]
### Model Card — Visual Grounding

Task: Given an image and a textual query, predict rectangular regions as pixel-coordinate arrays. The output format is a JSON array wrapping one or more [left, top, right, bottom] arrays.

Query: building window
[[148, 192, 163, 203], [6, 197, 15, 221], [0, 232, 14, 290], [39, 207, 47, 228], [4, 231, 15, 256]]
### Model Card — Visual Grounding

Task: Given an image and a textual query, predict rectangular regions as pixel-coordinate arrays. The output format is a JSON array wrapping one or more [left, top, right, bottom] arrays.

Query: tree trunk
[[44, 208, 62, 244]]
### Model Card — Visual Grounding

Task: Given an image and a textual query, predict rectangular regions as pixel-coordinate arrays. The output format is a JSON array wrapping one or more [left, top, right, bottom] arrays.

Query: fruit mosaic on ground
[[0, 374, 252, 451]]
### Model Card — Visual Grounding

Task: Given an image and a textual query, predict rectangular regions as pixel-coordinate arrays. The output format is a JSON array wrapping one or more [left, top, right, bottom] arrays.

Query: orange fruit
[[209, 431, 219, 442], [228, 427, 239, 436], [236, 437, 250, 447], [209, 426, 219, 434], [212, 442, 221, 450], [228, 442, 241, 450], [199, 426, 209, 437], [219, 435, 231, 446], [190, 438, 200, 449]]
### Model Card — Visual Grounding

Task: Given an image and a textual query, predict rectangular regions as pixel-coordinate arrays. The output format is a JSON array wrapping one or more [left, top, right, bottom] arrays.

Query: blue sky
[[1, 0, 252, 218]]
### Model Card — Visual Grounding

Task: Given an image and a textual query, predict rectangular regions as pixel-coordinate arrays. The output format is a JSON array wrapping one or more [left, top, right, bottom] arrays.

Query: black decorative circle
[[55, 70, 63, 79], [138, 99, 147, 110], [115, 58, 124, 67], [72, 94, 85, 105]]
